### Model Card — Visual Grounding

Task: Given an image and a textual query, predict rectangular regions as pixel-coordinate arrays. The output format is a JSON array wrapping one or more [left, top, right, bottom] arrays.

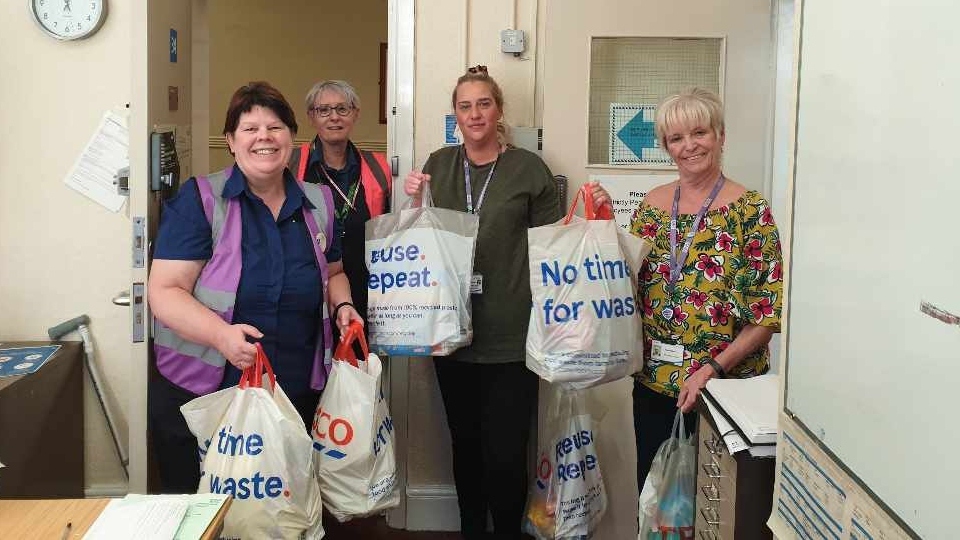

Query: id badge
[[651, 340, 684, 365], [470, 273, 483, 295]]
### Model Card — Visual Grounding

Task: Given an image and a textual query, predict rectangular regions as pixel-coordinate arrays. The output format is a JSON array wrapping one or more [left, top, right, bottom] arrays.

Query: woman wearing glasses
[[404, 66, 561, 539], [290, 80, 392, 340]]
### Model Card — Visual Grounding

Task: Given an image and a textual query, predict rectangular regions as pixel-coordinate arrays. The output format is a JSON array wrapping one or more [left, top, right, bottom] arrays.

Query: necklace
[[319, 165, 359, 220]]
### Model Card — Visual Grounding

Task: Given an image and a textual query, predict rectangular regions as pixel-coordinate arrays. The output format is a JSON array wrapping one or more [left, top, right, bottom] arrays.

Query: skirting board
[[404, 484, 461, 531], [84, 483, 128, 498]]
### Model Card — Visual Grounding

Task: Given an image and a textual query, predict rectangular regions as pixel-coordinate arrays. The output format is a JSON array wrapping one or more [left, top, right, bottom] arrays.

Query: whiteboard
[[785, 2, 960, 539]]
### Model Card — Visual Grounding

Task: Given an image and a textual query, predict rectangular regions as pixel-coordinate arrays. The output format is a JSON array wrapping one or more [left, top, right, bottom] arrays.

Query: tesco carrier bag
[[524, 384, 606, 539], [527, 185, 651, 389], [365, 186, 478, 356], [181, 344, 323, 540], [312, 321, 399, 521]]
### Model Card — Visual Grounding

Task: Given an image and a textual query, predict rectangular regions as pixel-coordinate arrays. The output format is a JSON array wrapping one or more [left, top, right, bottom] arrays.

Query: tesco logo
[[313, 408, 354, 459]]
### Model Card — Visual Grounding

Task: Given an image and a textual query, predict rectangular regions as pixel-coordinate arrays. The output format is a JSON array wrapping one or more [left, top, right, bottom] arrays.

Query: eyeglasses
[[467, 65, 488, 74], [308, 104, 354, 118]]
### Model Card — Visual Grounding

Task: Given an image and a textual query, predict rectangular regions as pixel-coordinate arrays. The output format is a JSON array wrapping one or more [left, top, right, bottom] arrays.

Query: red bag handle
[[239, 342, 277, 390], [333, 320, 368, 368], [563, 184, 613, 224]]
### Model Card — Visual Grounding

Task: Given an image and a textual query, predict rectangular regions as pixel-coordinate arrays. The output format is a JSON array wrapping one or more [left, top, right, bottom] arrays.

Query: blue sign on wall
[[444, 114, 460, 145], [170, 29, 178, 63]]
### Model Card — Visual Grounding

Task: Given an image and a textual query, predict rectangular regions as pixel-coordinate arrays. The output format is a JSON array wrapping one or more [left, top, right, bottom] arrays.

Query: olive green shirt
[[423, 145, 561, 363]]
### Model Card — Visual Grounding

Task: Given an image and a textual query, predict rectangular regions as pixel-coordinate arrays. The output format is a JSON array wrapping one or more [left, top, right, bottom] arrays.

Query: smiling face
[[454, 81, 502, 147], [663, 122, 725, 179], [309, 88, 358, 146], [225, 105, 293, 184]]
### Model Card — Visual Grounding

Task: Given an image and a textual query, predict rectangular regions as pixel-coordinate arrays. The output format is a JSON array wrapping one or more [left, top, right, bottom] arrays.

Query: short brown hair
[[222, 81, 298, 136]]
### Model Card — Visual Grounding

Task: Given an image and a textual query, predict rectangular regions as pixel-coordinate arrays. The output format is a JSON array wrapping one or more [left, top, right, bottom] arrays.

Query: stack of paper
[[83, 493, 229, 540], [704, 374, 779, 449]]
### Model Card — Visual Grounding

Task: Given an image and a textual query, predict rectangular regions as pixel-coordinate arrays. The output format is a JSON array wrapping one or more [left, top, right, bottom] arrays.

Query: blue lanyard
[[463, 147, 499, 215], [668, 175, 726, 293]]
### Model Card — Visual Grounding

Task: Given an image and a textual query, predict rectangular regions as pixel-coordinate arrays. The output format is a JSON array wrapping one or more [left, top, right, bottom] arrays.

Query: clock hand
[[64, 0, 71, 13]]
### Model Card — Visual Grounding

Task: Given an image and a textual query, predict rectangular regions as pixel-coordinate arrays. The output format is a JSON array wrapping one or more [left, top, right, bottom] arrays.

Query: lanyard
[[319, 165, 359, 221], [668, 174, 726, 294], [463, 147, 499, 214]]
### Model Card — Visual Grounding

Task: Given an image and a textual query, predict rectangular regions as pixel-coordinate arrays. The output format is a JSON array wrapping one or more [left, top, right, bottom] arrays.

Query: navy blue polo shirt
[[153, 166, 343, 403]]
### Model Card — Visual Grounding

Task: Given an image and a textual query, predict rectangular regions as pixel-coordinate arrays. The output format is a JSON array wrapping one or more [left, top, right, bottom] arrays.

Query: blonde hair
[[654, 87, 725, 148], [451, 66, 511, 146]]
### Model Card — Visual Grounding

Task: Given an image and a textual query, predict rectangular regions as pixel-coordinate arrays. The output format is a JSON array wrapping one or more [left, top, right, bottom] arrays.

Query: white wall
[[0, 2, 131, 491]]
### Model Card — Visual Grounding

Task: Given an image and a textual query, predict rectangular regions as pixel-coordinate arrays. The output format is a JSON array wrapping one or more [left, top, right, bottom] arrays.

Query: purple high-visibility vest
[[153, 167, 336, 395]]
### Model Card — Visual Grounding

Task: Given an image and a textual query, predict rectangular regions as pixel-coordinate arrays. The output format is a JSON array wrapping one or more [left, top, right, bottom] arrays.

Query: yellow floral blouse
[[629, 190, 784, 397]]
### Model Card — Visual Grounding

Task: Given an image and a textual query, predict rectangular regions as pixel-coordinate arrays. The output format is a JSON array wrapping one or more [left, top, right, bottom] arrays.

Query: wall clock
[[30, 0, 107, 41]]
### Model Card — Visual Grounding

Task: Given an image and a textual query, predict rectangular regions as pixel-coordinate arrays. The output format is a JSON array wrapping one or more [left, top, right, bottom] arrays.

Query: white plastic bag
[[637, 411, 696, 540], [181, 344, 323, 540], [527, 186, 651, 389], [524, 384, 606, 539], [365, 187, 478, 356], [312, 322, 399, 521]]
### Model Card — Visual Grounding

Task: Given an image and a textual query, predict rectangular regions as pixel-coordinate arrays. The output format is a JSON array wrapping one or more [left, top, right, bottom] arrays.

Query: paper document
[[703, 394, 749, 454], [83, 497, 188, 540], [84, 494, 229, 540], [705, 374, 779, 444], [64, 110, 129, 212]]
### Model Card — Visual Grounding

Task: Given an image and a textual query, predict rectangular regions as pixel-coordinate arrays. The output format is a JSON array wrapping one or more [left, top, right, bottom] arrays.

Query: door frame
[[128, 0, 417, 498]]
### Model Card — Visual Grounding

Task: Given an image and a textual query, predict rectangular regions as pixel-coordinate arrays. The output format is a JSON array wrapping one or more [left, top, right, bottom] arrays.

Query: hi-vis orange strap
[[333, 320, 368, 368], [239, 342, 277, 390], [563, 184, 614, 224]]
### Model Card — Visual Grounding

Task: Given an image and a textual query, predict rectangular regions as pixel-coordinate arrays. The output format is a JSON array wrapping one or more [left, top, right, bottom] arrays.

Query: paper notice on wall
[[64, 110, 129, 212], [769, 418, 914, 540], [588, 174, 673, 231]]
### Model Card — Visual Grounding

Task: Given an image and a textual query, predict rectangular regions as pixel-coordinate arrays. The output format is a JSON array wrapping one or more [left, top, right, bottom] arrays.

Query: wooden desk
[[0, 497, 231, 539], [0, 341, 84, 498]]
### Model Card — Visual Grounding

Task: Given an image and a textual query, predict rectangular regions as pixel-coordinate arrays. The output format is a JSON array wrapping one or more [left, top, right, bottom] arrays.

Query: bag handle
[[333, 320, 368, 368], [239, 342, 277, 390], [563, 184, 613, 224]]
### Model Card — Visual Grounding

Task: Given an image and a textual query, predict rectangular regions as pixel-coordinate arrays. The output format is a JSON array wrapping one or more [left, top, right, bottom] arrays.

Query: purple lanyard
[[463, 147, 499, 215], [668, 175, 725, 293]]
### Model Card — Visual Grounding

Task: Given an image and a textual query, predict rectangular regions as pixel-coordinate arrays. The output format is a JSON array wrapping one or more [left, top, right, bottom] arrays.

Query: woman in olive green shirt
[[404, 66, 560, 539]]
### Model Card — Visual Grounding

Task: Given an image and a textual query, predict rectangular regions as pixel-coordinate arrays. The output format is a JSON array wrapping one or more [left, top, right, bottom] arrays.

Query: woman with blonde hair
[[404, 65, 561, 539], [628, 87, 784, 491]]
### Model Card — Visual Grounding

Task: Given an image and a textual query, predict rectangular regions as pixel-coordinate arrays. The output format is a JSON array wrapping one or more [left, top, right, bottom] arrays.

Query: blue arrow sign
[[616, 109, 656, 160]]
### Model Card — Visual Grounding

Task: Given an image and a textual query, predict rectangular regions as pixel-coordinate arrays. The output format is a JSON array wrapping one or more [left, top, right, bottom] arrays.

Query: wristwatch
[[703, 358, 726, 378]]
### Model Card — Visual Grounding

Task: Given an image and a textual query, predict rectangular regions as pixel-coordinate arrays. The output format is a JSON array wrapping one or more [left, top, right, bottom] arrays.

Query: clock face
[[31, 0, 106, 41]]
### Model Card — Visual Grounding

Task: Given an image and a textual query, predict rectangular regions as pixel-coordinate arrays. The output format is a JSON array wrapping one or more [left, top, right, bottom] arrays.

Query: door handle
[[391, 155, 399, 177], [112, 291, 131, 306]]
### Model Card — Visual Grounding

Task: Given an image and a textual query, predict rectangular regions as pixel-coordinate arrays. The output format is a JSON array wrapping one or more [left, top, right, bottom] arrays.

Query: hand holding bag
[[313, 321, 399, 521], [181, 344, 324, 540], [527, 185, 652, 389]]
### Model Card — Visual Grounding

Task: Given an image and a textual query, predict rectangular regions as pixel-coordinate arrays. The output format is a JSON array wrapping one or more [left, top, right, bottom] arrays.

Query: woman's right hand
[[215, 323, 263, 370], [404, 170, 430, 203]]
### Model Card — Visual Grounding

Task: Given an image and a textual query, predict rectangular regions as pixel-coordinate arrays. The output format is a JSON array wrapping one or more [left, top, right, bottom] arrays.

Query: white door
[[129, 0, 194, 493]]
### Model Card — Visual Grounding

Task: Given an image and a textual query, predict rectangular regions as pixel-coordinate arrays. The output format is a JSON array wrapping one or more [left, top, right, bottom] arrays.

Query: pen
[[60, 522, 72, 540]]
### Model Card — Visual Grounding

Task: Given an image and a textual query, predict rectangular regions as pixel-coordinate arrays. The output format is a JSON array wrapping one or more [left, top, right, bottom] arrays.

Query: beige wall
[[207, 0, 388, 171], [0, 2, 131, 490]]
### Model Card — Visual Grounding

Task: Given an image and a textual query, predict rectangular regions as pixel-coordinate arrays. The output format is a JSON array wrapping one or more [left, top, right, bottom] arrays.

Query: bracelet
[[332, 301, 354, 320], [703, 358, 726, 378]]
